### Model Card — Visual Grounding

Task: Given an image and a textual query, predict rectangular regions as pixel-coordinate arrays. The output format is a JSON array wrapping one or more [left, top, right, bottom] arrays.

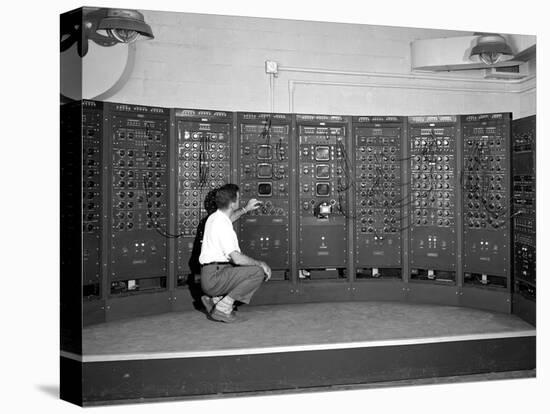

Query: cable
[[271, 135, 286, 182], [394, 154, 415, 162], [336, 191, 356, 219], [259, 114, 287, 182], [335, 140, 355, 201], [141, 140, 186, 239]]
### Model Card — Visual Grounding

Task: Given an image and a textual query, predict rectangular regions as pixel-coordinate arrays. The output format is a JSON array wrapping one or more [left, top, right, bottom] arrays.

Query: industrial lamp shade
[[97, 9, 155, 43], [470, 34, 513, 65], [61, 8, 155, 57]]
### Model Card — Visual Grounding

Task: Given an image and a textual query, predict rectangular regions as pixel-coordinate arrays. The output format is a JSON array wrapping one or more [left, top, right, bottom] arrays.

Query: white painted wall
[[519, 90, 536, 119], [517, 59, 537, 118], [83, 10, 535, 119]]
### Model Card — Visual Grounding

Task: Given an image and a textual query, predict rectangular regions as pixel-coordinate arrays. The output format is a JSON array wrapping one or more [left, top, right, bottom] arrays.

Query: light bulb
[[107, 28, 139, 43], [479, 52, 503, 65]]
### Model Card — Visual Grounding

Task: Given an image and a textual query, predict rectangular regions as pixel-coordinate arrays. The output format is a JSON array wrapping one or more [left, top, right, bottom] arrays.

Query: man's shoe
[[201, 295, 214, 314], [209, 308, 238, 323]]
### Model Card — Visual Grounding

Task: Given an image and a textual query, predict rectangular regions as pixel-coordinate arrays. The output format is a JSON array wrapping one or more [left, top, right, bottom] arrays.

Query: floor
[[81, 301, 535, 358]]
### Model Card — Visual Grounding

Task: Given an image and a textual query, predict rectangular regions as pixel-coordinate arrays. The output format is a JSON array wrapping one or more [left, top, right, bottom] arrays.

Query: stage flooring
[[80, 301, 534, 358], [62, 301, 536, 405]]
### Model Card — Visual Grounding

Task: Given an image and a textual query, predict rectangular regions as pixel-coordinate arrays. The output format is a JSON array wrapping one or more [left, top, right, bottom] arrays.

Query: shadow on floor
[[36, 384, 59, 399]]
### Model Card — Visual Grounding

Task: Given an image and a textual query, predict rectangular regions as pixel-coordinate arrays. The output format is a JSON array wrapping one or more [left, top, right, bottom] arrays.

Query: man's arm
[[230, 207, 248, 223], [229, 251, 272, 281], [230, 198, 262, 222], [229, 250, 262, 267]]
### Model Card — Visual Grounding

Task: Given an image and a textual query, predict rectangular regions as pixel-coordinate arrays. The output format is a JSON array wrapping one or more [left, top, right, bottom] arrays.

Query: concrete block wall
[[82, 10, 535, 119]]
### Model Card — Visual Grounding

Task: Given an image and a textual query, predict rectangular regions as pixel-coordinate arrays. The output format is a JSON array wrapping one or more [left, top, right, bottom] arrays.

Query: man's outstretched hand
[[245, 198, 263, 212]]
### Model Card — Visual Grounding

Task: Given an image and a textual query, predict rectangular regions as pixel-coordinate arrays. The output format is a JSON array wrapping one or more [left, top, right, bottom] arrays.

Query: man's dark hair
[[215, 184, 239, 209]]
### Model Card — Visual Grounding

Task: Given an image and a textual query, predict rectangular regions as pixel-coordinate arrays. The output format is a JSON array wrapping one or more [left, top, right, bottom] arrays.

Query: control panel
[[296, 114, 350, 270], [70, 100, 537, 325], [108, 103, 170, 291], [408, 116, 458, 279], [462, 113, 511, 287], [238, 112, 291, 271], [175, 109, 233, 281], [353, 116, 404, 274], [512, 115, 536, 297], [82, 100, 103, 298]]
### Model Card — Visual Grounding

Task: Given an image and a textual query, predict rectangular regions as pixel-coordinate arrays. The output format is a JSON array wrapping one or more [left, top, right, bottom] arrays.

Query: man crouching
[[198, 183, 271, 323]]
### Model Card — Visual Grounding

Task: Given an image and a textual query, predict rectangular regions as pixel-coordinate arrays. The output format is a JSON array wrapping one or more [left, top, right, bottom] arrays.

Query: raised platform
[[61, 301, 536, 405]]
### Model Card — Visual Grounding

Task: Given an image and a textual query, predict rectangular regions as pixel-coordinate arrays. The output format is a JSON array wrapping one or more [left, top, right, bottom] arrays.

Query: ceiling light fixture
[[469, 33, 514, 65], [61, 8, 154, 57]]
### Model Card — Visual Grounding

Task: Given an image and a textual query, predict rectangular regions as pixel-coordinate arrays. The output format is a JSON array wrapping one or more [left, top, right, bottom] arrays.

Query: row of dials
[[412, 137, 452, 149], [300, 126, 344, 136], [114, 117, 165, 142], [357, 209, 400, 234], [112, 123, 168, 232], [181, 130, 228, 142], [177, 188, 204, 236], [463, 128, 508, 230], [355, 132, 402, 234], [180, 151, 227, 161], [299, 145, 342, 161], [242, 163, 287, 179], [301, 198, 341, 211], [410, 131, 455, 228], [464, 160, 506, 172], [242, 182, 288, 197], [242, 143, 288, 160], [112, 188, 167, 232], [83, 123, 101, 233]]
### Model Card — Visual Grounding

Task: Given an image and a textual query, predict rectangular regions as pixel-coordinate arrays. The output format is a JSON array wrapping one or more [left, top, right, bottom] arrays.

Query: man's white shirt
[[199, 209, 241, 264]]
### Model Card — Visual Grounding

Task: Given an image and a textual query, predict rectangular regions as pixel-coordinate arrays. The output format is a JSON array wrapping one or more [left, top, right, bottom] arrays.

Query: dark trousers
[[200, 264, 264, 304]]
